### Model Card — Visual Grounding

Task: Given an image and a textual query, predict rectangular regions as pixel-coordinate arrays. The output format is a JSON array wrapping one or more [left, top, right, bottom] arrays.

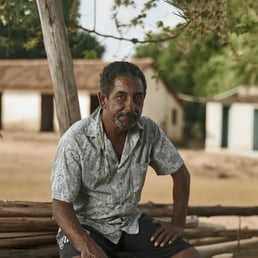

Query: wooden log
[[212, 254, 258, 258], [138, 203, 258, 217], [0, 233, 56, 248], [156, 215, 199, 228], [187, 206, 258, 217], [2, 201, 258, 218], [0, 215, 196, 233], [189, 236, 238, 247], [212, 250, 258, 258], [196, 237, 258, 258], [197, 220, 226, 230], [0, 245, 59, 258], [0, 217, 58, 232], [185, 215, 199, 228], [212, 254, 233, 258], [0, 201, 52, 217], [233, 249, 258, 257], [185, 228, 258, 247], [3, 201, 258, 258], [183, 229, 258, 239], [0, 232, 55, 239]]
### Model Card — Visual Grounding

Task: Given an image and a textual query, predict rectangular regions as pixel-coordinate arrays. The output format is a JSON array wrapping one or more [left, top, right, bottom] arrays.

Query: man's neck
[[101, 112, 128, 161]]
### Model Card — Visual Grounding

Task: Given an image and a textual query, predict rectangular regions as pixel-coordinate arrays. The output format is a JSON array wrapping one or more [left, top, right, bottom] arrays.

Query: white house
[[0, 58, 184, 143], [205, 86, 258, 156]]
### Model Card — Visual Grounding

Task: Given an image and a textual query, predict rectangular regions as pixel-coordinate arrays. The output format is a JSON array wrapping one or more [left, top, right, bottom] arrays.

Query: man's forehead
[[113, 75, 144, 91]]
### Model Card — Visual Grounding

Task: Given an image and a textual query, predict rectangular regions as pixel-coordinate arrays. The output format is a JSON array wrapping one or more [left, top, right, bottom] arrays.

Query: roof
[[208, 86, 258, 104], [0, 58, 155, 92]]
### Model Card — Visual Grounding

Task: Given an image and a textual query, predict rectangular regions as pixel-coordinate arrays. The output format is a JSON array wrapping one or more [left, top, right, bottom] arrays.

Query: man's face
[[100, 75, 145, 131]]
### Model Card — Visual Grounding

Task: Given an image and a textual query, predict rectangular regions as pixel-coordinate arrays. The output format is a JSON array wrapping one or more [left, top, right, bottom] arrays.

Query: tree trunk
[[36, 0, 81, 135]]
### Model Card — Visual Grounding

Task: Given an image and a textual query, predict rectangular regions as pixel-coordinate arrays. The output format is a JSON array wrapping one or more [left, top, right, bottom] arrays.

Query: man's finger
[[159, 232, 176, 247], [150, 224, 164, 242], [168, 233, 179, 244], [155, 230, 176, 247]]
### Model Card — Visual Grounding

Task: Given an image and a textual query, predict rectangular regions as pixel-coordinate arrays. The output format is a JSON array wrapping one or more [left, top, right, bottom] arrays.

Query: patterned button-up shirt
[[51, 107, 184, 244]]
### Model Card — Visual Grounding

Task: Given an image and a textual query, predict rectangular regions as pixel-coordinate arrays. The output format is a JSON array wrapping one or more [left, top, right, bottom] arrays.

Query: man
[[51, 61, 200, 258]]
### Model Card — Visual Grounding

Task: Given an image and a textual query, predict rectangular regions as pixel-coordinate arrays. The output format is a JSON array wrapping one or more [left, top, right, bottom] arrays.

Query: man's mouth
[[115, 112, 138, 129]]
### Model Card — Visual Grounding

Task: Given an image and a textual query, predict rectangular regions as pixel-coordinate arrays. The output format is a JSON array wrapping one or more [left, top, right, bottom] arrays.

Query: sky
[[79, 0, 184, 60]]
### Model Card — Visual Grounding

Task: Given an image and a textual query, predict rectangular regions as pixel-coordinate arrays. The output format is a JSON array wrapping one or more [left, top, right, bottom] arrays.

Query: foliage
[[0, 0, 105, 58], [1, 0, 257, 91], [128, 0, 258, 130], [134, 0, 258, 97]]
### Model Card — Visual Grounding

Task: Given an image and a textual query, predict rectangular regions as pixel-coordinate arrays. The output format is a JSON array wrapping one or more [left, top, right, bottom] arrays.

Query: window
[[172, 108, 177, 125], [40, 94, 54, 132]]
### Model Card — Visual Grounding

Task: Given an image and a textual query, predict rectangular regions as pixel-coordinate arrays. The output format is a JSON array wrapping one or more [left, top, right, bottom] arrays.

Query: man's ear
[[97, 91, 107, 109]]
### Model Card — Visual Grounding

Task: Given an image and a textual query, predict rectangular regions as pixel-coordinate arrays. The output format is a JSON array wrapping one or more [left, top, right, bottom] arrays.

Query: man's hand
[[74, 237, 108, 258], [150, 219, 184, 247], [52, 200, 108, 258]]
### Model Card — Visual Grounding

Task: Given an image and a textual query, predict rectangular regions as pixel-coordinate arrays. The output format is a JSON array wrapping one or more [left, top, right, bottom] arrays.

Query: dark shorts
[[57, 214, 192, 258]]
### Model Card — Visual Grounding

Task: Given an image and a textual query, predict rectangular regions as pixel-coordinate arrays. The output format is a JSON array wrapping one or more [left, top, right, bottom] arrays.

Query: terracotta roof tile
[[0, 58, 154, 92]]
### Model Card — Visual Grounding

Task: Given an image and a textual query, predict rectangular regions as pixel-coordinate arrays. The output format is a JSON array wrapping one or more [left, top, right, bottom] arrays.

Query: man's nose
[[125, 97, 135, 111]]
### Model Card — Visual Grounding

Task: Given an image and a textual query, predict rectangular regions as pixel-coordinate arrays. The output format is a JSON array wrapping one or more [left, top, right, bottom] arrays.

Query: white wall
[[142, 69, 167, 128], [230, 103, 253, 151], [78, 91, 91, 119], [165, 92, 184, 142], [1, 72, 183, 141], [142, 68, 183, 142], [205, 102, 222, 151], [2, 90, 40, 131], [205, 102, 258, 155]]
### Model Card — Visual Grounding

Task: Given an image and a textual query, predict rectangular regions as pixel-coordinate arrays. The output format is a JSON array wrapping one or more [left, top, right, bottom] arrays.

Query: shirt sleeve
[[51, 134, 82, 202], [149, 125, 184, 175]]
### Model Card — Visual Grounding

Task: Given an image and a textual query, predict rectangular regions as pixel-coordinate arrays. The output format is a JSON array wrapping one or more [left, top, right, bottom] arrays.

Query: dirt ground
[[0, 131, 258, 228], [1, 131, 258, 205]]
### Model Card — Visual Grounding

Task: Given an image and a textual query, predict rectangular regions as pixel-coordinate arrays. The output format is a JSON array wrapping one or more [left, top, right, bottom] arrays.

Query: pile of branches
[[0, 201, 258, 258], [0, 201, 57, 258]]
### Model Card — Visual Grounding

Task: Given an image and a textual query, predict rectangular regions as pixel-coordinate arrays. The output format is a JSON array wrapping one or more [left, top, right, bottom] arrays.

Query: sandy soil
[[1, 131, 258, 204], [0, 132, 258, 228], [0, 131, 258, 228]]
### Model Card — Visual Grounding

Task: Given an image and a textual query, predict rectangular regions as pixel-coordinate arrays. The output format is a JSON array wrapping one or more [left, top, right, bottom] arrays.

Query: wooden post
[[36, 0, 81, 135]]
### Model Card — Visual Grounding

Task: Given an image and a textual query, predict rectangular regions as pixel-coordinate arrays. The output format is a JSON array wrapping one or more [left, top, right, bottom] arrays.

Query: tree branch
[[76, 20, 191, 44]]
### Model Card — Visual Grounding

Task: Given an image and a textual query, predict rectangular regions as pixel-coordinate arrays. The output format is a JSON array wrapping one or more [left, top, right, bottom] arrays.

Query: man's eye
[[134, 95, 144, 103], [117, 95, 127, 101]]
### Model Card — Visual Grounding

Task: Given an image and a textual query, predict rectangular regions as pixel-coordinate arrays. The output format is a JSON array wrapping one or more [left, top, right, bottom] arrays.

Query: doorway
[[221, 105, 230, 148], [40, 94, 54, 132], [253, 109, 258, 150]]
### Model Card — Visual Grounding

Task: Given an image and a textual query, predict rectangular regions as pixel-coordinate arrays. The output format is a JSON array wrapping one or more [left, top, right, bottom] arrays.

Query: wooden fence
[[0, 201, 258, 258]]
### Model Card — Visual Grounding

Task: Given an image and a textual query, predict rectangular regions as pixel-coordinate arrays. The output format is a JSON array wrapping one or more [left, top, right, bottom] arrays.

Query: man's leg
[[119, 214, 199, 258], [56, 226, 119, 258]]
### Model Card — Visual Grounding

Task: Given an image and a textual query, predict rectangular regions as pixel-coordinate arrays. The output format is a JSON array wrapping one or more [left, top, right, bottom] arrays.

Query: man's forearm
[[52, 199, 90, 252], [171, 164, 190, 228]]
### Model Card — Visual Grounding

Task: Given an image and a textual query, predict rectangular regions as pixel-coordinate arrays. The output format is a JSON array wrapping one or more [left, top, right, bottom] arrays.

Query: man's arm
[[171, 164, 190, 230], [52, 199, 107, 258], [150, 164, 190, 247]]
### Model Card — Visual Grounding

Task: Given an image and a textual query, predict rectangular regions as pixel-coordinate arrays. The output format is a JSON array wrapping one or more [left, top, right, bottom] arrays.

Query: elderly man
[[51, 61, 200, 258]]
